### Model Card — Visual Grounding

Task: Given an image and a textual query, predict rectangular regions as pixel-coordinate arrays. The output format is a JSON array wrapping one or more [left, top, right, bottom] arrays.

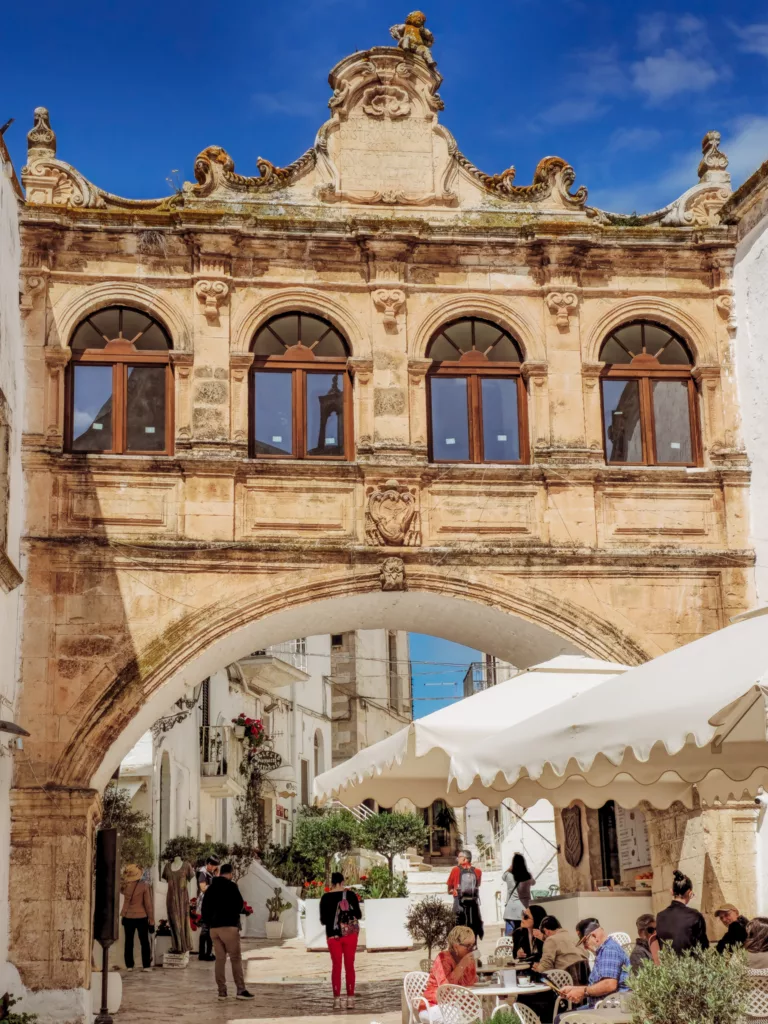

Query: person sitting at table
[[533, 915, 588, 974], [557, 918, 630, 1017], [745, 917, 768, 969], [715, 903, 749, 954], [514, 904, 546, 961], [630, 913, 660, 971], [419, 925, 478, 1023]]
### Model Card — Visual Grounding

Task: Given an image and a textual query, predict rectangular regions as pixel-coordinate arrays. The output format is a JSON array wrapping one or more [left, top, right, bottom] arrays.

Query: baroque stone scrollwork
[[380, 556, 407, 591], [189, 145, 316, 199], [455, 153, 588, 208], [361, 85, 411, 120], [195, 280, 230, 323], [546, 291, 578, 330], [366, 480, 420, 547], [19, 275, 45, 318], [716, 294, 737, 332], [372, 289, 407, 329], [698, 130, 729, 181]]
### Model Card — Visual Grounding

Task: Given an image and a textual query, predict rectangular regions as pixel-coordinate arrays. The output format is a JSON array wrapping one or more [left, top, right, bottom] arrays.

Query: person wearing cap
[[558, 918, 630, 1014], [120, 864, 155, 971], [715, 904, 749, 954], [630, 914, 660, 971]]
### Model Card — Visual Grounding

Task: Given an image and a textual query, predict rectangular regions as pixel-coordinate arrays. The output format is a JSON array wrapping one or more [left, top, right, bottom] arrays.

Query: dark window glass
[[254, 372, 293, 455], [431, 378, 469, 461], [428, 318, 522, 363], [652, 381, 693, 463], [253, 313, 347, 358], [600, 338, 632, 364], [126, 366, 166, 451], [602, 380, 642, 463], [656, 338, 691, 365], [481, 378, 520, 461], [72, 366, 114, 451], [306, 373, 344, 456]]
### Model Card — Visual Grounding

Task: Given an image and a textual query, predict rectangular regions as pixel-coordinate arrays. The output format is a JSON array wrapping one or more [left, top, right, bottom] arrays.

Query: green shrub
[[630, 946, 749, 1024], [292, 808, 361, 885], [161, 836, 201, 864], [405, 895, 456, 961], [121, 832, 155, 870], [359, 865, 408, 899], [360, 811, 428, 876], [1, 993, 38, 1024]]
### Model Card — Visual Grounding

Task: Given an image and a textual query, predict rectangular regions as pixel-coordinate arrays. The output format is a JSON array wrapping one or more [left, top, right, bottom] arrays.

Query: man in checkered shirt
[[558, 918, 631, 1014]]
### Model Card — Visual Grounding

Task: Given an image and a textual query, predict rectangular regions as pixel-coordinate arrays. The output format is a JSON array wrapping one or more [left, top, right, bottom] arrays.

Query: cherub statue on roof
[[390, 11, 437, 69]]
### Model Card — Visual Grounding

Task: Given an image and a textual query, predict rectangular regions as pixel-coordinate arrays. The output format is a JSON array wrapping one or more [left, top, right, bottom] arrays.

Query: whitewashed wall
[[0, 147, 24, 995]]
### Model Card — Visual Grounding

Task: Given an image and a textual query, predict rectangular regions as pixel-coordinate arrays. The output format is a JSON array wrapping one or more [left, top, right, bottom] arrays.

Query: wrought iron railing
[[199, 725, 243, 779]]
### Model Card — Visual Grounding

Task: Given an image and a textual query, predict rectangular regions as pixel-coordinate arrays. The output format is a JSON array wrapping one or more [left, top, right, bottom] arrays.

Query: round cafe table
[[470, 981, 550, 1019]]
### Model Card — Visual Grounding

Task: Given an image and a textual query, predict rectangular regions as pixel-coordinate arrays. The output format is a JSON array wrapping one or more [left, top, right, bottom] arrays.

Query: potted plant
[[264, 887, 293, 940], [630, 946, 749, 1024], [360, 811, 428, 877], [434, 804, 457, 856], [358, 866, 411, 951], [405, 895, 456, 966], [231, 715, 265, 747], [299, 879, 328, 951]]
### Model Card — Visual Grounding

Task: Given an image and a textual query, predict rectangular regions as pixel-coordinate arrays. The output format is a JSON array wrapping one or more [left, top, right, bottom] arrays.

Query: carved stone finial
[[698, 130, 730, 183], [27, 107, 56, 158], [366, 480, 420, 546], [390, 11, 438, 71], [380, 557, 407, 591]]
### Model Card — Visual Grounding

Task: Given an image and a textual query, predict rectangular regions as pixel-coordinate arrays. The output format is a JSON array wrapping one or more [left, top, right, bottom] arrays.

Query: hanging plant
[[231, 715, 266, 747]]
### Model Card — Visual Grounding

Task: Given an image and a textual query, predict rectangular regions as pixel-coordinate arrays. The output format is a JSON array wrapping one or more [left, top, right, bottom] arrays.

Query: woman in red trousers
[[319, 872, 362, 1010]]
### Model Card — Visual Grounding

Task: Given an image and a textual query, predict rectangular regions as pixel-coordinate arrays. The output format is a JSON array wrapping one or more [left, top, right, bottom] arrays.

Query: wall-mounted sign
[[276, 804, 288, 820], [616, 805, 650, 871]]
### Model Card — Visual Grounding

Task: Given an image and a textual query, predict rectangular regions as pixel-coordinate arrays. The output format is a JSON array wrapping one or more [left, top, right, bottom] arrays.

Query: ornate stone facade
[[8, 31, 761, 1015]]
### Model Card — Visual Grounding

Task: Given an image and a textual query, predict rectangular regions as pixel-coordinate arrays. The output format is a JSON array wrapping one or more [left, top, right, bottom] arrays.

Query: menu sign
[[616, 805, 650, 871]]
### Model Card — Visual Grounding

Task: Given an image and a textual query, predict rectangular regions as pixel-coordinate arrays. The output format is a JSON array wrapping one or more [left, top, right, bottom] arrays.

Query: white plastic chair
[[513, 1004, 542, 1024], [608, 931, 632, 954], [745, 968, 768, 1024], [546, 969, 575, 1021], [404, 971, 430, 1024], [495, 937, 516, 955], [436, 984, 484, 1024], [595, 995, 622, 1009]]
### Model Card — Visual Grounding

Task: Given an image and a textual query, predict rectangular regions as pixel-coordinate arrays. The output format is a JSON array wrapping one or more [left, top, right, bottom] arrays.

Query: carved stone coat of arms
[[365, 479, 420, 546]]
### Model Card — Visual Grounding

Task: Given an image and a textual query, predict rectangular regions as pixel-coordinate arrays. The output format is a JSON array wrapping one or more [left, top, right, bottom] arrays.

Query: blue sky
[[3, 1, 767, 213], [408, 635, 481, 719]]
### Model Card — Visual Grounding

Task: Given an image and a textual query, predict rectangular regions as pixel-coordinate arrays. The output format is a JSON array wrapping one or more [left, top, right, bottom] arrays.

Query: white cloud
[[730, 22, 768, 58], [537, 48, 626, 125], [723, 115, 768, 186], [631, 48, 721, 101], [637, 12, 666, 48]]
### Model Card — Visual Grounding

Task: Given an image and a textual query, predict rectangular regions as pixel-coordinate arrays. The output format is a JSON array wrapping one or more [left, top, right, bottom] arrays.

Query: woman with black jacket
[[319, 872, 362, 1011], [656, 870, 709, 955]]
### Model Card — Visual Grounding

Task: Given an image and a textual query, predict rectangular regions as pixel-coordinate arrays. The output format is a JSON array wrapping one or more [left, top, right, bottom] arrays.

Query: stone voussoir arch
[[50, 280, 192, 351], [584, 296, 713, 365], [409, 293, 547, 362], [230, 287, 366, 357], [51, 561, 653, 792]]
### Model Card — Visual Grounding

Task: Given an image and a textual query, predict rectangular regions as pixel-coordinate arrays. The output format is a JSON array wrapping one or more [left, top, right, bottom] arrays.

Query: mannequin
[[161, 857, 194, 953]]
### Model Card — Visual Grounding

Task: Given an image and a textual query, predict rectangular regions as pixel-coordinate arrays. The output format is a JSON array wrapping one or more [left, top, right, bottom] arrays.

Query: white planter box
[[303, 899, 328, 951], [265, 921, 284, 940], [90, 971, 122, 1014], [364, 898, 412, 951]]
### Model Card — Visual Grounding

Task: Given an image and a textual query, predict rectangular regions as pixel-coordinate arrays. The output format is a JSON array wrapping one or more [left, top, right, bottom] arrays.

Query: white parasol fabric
[[314, 655, 627, 808], [463, 606, 768, 809]]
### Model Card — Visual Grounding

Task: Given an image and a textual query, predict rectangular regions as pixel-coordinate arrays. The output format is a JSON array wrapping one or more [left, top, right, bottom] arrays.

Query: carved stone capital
[[546, 291, 578, 330], [407, 358, 432, 384], [349, 358, 374, 385], [229, 352, 255, 383], [170, 351, 194, 375], [715, 294, 737, 332], [19, 274, 45, 318], [44, 346, 71, 368], [380, 556, 406, 591], [372, 288, 406, 329], [195, 280, 230, 323], [692, 364, 722, 385]]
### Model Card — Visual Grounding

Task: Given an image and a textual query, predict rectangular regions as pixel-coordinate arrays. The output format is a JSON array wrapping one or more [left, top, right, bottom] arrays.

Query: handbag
[[334, 890, 360, 937]]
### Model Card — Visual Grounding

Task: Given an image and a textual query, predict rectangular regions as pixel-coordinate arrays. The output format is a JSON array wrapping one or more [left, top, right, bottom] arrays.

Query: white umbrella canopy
[[465, 607, 768, 809], [314, 655, 627, 808]]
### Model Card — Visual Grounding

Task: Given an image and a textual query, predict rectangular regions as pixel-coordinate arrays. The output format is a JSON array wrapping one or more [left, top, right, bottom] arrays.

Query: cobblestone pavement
[[119, 935, 500, 1024]]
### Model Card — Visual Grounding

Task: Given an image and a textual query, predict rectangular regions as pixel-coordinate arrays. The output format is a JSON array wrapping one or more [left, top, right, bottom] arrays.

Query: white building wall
[[0, 143, 24, 994]]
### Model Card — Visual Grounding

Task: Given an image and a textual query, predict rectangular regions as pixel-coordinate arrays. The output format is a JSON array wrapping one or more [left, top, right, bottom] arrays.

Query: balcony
[[462, 659, 516, 697], [200, 725, 245, 799], [238, 641, 311, 693]]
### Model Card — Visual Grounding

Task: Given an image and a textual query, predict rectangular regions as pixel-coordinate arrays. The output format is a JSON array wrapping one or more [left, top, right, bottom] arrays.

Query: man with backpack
[[447, 850, 484, 939]]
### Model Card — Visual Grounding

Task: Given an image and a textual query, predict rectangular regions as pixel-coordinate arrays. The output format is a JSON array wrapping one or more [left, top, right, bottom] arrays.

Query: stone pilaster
[[43, 347, 71, 450], [406, 358, 431, 457], [9, 787, 99, 996], [644, 800, 759, 933], [349, 358, 374, 455]]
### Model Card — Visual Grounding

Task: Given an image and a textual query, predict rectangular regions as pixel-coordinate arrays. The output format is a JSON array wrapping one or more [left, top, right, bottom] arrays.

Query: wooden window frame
[[66, 309, 174, 456], [599, 322, 701, 468], [427, 366, 529, 465], [250, 342, 353, 461]]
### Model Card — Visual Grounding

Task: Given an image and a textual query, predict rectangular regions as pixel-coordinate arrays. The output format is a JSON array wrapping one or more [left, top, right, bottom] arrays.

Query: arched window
[[250, 313, 351, 459], [67, 306, 173, 454], [599, 321, 699, 466], [427, 317, 527, 463]]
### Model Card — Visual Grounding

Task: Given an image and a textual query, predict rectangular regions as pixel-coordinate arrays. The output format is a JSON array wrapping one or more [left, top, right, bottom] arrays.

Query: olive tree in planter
[[360, 811, 429, 877], [293, 809, 361, 951], [630, 946, 748, 1024], [265, 887, 293, 941], [406, 895, 456, 968]]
